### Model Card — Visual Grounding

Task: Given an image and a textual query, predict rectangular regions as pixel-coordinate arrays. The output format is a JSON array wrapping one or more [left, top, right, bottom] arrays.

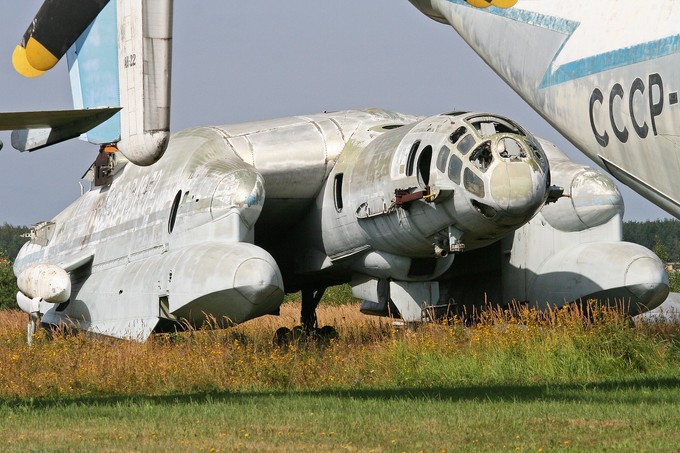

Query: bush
[[0, 252, 17, 310]]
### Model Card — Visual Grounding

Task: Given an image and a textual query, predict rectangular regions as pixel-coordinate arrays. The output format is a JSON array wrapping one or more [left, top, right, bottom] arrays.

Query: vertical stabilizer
[[67, 1, 121, 145], [66, 0, 173, 165], [116, 0, 173, 165]]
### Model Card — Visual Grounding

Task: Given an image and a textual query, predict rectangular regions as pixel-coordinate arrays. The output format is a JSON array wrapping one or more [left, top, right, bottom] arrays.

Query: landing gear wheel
[[316, 325, 339, 346], [273, 325, 339, 347], [318, 325, 338, 340], [273, 327, 292, 347], [273, 287, 340, 346], [273, 325, 309, 347]]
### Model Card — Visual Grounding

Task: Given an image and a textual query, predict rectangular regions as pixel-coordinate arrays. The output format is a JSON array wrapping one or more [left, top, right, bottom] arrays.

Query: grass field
[[1, 303, 679, 451]]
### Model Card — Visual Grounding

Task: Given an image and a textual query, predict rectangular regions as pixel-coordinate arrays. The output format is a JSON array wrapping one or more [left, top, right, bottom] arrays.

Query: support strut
[[300, 287, 325, 334]]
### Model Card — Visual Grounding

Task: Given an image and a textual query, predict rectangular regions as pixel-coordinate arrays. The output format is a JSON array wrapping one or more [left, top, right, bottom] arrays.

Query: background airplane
[[0, 0, 672, 227], [410, 0, 680, 218]]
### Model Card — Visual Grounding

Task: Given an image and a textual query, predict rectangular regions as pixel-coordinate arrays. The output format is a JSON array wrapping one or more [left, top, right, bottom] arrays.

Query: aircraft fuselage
[[15, 109, 550, 338], [410, 0, 680, 216]]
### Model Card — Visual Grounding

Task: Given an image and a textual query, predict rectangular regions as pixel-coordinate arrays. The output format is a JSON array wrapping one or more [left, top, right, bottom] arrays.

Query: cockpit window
[[449, 126, 467, 144], [464, 168, 485, 198], [470, 141, 493, 172], [466, 115, 526, 137], [448, 155, 462, 185], [405, 140, 421, 176], [27, 221, 56, 246], [528, 140, 544, 162], [498, 137, 526, 159], [457, 135, 475, 155], [417, 146, 433, 186], [436, 146, 450, 172]]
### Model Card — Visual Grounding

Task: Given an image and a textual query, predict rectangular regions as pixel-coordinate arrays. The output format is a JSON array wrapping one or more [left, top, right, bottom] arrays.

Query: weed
[[1, 303, 678, 400]]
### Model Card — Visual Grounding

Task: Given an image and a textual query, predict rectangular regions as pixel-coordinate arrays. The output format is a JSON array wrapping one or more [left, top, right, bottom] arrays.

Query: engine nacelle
[[17, 263, 70, 304], [321, 112, 550, 263], [528, 242, 669, 315], [538, 138, 624, 232]]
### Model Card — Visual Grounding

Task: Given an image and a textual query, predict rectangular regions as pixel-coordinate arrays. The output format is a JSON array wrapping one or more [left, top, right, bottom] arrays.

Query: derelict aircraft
[[1, 0, 670, 341], [409, 0, 680, 317]]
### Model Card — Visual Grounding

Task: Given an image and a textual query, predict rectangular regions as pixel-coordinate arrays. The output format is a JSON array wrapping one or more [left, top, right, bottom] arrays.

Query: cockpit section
[[467, 114, 527, 137], [331, 111, 551, 264], [447, 114, 548, 220], [398, 113, 548, 210], [469, 141, 493, 171], [381, 112, 550, 249]]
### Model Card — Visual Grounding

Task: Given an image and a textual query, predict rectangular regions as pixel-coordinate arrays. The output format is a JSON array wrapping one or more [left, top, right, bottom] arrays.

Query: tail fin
[[112, 0, 173, 166], [13, 0, 173, 166]]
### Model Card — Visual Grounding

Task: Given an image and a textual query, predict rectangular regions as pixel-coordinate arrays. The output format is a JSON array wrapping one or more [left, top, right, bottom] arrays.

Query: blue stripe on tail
[[66, 0, 120, 144]]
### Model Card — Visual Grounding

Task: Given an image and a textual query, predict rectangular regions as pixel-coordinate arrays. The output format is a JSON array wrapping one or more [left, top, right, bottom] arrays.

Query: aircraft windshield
[[466, 115, 526, 138], [456, 135, 476, 155], [498, 137, 526, 159]]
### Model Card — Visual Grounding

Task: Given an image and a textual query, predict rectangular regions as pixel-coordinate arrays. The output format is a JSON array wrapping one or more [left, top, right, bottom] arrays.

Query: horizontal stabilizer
[[0, 107, 120, 151]]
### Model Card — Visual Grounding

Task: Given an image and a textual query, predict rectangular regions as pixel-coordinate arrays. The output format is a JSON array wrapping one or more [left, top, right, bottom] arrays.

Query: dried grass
[[1, 302, 678, 401]]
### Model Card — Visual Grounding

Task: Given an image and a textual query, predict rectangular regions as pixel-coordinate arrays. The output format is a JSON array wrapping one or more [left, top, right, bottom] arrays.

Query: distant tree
[[623, 220, 680, 293], [0, 223, 30, 261], [669, 272, 680, 293], [0, 251, 17, 310], [652, 236, 670, 263], [623, 219, 680, 262]]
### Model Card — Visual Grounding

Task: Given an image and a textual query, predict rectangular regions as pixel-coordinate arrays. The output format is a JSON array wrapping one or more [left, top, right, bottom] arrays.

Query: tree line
[[622, 219, 680, 262], [0, 223, 29, 261], [0, 224, 29, 309]]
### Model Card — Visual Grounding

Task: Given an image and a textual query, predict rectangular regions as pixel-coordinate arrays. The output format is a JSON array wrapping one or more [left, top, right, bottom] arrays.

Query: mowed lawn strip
[[1, 303, 679, 451], [1, 380, 679, 452]]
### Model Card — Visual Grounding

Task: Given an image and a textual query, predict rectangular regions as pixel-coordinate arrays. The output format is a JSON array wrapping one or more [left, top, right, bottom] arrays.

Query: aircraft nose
[[489, 161, 543, 216], [624, 256, 670, 314]]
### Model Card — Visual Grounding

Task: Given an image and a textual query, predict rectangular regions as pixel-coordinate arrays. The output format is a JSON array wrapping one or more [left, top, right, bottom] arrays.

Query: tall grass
[[1, 303, 678, 401]]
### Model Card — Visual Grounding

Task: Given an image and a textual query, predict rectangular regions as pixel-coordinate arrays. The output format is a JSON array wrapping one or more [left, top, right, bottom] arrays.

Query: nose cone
[[489, 161, 545, 217], [233, 257, 284, 307], [625, 256, 670, 314]]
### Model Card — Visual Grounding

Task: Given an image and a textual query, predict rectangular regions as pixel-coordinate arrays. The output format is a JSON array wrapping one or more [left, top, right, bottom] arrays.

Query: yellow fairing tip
[[25, 37, 59, 71], [466, 0, 492, 8], [12, 45, 46, 78], [491, 0, 518, 8]]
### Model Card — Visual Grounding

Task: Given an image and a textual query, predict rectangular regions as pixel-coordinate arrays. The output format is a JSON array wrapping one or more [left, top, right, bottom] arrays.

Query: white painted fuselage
[[14, 108, 552, 338], [411, 0, 680, 217]]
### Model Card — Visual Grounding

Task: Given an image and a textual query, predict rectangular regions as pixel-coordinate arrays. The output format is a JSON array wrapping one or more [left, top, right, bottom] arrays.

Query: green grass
[[283, 284, 358, 305], [2, 378, 679, 452], [2, 304, 680, 451]]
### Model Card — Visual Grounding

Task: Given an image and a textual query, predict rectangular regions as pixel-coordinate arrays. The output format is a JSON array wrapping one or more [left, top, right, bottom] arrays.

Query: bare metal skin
[[14, 109, 554, 339], [8, 1, 671, 340]]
